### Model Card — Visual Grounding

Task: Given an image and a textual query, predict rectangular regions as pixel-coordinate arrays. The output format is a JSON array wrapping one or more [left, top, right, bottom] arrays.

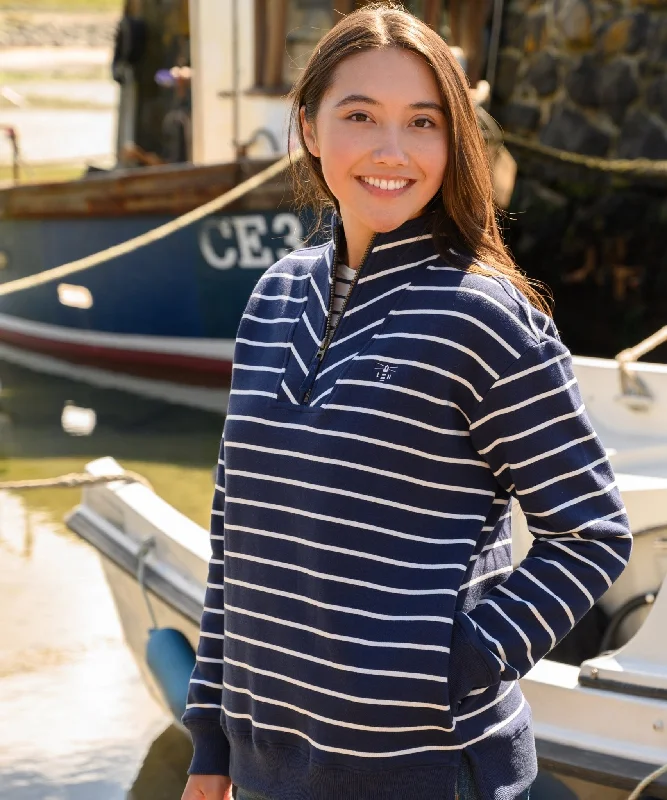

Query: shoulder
[[415, 253, 561, 357], [259, 241, 330, 282]]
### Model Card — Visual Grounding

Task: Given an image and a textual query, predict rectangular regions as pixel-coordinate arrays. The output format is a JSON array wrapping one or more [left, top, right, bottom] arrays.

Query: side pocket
[[448, 612, 498, 715]]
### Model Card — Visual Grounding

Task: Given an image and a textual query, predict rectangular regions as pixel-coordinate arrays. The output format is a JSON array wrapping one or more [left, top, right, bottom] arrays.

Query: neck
[[338, 213, 374, 270]]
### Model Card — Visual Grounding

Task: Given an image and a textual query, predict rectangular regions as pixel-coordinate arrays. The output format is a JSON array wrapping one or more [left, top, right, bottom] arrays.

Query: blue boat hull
[[0, 206, 312, 383]]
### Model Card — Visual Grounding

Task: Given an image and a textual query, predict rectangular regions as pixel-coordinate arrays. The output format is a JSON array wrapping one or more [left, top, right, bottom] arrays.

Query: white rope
[[0, 471, 153, 491], [0, 150, 299, 298], [616, 325, 667, 367], [627, 761, 667, 800]]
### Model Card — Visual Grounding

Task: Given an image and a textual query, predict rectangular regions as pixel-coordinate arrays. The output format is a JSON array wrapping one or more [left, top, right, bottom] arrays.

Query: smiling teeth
[[362, 177, 409, 191]]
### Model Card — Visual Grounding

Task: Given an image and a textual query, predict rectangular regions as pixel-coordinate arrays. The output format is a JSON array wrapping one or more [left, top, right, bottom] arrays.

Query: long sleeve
[[450, 337, 632, 700], [181, 434, 230, 775]]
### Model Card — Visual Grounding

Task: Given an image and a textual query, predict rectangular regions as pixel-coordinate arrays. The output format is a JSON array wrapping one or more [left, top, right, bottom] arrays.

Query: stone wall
[[491, 0, 667, 361], [492, 0, 667, 159]]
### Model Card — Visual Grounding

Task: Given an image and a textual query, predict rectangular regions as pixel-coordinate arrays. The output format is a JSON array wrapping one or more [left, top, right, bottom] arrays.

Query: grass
[[0, 0, 122, 12]]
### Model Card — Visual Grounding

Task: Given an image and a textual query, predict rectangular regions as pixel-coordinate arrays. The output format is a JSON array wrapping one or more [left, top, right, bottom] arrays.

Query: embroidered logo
[[374, 362, 397, 382]]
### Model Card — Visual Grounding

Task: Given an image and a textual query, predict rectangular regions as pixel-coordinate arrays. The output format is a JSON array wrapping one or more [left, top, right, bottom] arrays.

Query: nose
[[372, 126, 409, 167]]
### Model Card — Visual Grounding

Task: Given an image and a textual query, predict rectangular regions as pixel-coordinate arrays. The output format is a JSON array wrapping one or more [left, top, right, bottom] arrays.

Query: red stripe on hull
[[0, 327, 233, 387]]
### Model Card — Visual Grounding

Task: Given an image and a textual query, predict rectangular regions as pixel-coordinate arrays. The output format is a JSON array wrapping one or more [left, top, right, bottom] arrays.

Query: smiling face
[[300, 47, 448, 267]]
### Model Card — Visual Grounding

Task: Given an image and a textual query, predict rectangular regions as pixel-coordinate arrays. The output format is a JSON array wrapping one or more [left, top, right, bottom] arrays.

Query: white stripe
[[527, 508, 627, 538], [259, 271, 311, 281], [224, 656, 449, 709], [516, 455, 609, 496], [372, 233, 432, 252], [196, 655, 223, 664], [493, 352, 569, 387], [316, 351, 358, 379], [407, 286, 536, 342], [225, 576, 453, 622], [326, 319, 385, 350], [234, 363, 285, 374], [476, 405, 586, 455], [226, 441, 492, 496], [454, 682, 516, 722], [229, 389, 277, 399], [281, 380, 298, 405], [358, 254, 439, 284], [534, 557, 594, 605], [354, 354, 483, 401], [214, 484, 225, 494], [191, 678, 223, 689], [547, 540, 613, 587], [515, 566, 575, 626], [203, 606, 224, 615], [479, 598, 534, 666], [391, 309, 521, 357], [321, 403, 469, 436], [227, 492, 485, 538], [470, 377, 578, 430], [346, 283, 410, 317], [556, 535, 629, 567], [496, 585, 556, 648], [302, 311, 322, 346], [250, 293, 308, 303], [225, 630, 447, 681], [494, 432, 597, 475], [473, 619, 508, 663], [236, 337, 289, 349], [223, 681, 454, 733], [309, 386, 334, 406], [337, 379, 470, 422], [224, 550, 457, 596], [528, 481, 617, 518], [226, 413, 487, 467], [211, 509, 224, 517], [459, 565, 512, 590], [225, 523, 473, 567], [290, 343, 308, 375], [226, 604, 449, 652], [469, 538, 511, 562], [373, 332, 499, 378], [309, 274, 328, 314], [201, 631, 225, 640], [185, 703, 221, 709]]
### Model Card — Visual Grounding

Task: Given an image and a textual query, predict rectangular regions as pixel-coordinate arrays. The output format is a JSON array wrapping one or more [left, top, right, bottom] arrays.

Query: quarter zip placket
[[298, 228, 377, 405]]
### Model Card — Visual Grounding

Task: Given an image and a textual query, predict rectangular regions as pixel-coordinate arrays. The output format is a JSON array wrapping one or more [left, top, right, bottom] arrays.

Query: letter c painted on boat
[[199, 217, 237, 269]]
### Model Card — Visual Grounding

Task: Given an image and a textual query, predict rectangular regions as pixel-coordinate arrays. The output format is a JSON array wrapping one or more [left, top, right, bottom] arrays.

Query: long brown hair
[[288, 2, 551, 315]]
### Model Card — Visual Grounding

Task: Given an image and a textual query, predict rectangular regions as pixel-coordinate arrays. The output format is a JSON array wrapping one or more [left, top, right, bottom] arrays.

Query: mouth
[[357, 176, 415, 196]]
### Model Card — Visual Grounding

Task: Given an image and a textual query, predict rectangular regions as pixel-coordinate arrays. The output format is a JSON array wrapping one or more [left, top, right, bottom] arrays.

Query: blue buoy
[[145, 627, 197, 720]]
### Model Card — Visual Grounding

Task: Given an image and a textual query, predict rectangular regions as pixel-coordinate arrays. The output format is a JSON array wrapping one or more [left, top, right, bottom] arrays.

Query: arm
[[450, 338, 632, 700], [181, 434, 230, 775]]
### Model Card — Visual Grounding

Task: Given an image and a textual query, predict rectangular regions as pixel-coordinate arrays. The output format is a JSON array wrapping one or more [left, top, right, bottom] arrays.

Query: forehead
[[323, 47, 441, 104]]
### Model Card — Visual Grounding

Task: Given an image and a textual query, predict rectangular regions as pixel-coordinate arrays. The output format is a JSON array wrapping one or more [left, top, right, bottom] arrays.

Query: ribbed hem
[[185, 719, 231, 775], [448, 612, 498, 712]]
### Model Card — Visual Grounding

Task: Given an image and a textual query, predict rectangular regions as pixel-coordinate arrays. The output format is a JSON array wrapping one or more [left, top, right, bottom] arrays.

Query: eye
[[348, 112, 372, 123], [412, 117, 436, 129]]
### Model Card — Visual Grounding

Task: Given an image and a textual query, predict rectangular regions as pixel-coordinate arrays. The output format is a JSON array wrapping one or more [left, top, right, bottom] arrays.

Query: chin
[[363, 210, 417, 234]]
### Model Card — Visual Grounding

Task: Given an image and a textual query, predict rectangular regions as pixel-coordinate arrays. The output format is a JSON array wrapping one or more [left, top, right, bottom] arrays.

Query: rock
[[647, 74, 667, 121], [565, 55, 600, 108], [557, 0, 594, 46], [494, 52, 522, 101], [496, 102, 541, 132], [527, 51, 559, 96], [599, 59, 639, 124], [646, 16, 667, 65], [597, 14, 648, 55], [500, 10, 527, 49], [540, 104, 611, 156], [599, 18, 632, 56], [524, 12, 547, 54], [618, 110, 667, 159]]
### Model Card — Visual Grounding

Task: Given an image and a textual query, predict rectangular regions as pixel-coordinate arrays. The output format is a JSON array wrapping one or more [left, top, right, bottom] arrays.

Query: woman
[[180, 5, 632, 799]]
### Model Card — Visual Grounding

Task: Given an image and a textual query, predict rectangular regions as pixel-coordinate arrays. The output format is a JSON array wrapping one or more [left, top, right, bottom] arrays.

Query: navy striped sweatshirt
[[182, 212, 632, 800]]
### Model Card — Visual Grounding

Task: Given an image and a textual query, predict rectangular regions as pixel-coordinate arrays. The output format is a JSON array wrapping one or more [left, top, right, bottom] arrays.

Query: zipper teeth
[[318, 229, 377, 360]]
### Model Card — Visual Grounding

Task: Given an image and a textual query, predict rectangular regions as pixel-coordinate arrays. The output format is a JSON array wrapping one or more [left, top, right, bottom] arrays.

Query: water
[[0, 356, 226, 799]]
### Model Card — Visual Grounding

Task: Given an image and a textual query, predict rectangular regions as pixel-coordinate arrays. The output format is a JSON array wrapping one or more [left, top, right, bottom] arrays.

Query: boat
[[0, 0, 513, 385], [66, 338, 667, 798]]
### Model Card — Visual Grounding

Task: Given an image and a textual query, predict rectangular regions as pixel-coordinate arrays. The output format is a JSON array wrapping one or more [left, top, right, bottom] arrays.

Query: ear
[[300, 106, 321, 158]]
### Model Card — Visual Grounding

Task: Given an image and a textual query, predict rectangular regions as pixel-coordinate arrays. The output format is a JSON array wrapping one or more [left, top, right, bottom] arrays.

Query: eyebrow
[[333, 94, 445, 114]]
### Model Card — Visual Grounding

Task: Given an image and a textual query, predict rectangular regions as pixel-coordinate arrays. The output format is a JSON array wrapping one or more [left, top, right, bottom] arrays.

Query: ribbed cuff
[[185, 719, 231, 776], [448, 612, 498, 711]]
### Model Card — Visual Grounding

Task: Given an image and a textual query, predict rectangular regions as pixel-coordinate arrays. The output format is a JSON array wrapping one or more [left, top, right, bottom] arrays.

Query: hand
[[181, 774, 233, 800]]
